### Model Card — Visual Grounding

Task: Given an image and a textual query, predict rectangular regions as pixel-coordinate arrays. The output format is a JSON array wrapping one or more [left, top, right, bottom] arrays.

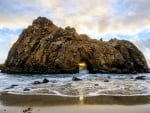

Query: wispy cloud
[[0, 0, 150, 36]]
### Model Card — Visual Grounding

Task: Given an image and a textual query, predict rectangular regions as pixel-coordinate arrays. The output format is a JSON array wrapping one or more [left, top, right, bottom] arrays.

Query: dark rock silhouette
[[104, 79, 109, 82], [72, 76, 82, 81], [42, 78, 49, 83], [0, 64, 3, 70], [32, 81, 41, 85], [23, 88, 30, 91], [94, 84, 99, 86], [135, 76, 146, 80], [5, 84, 18, 89], [1, 17, 149, 74], [32, 78, 49, 85]]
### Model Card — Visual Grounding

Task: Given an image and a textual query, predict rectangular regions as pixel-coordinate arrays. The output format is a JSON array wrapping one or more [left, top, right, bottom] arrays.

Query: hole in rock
[[79, 62, 89, 74]]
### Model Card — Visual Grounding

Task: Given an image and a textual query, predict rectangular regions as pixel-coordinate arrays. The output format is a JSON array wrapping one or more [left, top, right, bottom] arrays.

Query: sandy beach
[[1, 104, 150, 113], [0, 94, 150, 113]]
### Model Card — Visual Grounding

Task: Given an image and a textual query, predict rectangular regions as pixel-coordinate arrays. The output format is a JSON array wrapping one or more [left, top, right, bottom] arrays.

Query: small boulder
[[32, 81, 41, 85], [94, 84, 99, 86], [5, 84, 18, 89], [11, 84, 18, 87], [72, 76, 82, 81], [23, 88, 30, 91], [130, 76, 134, 79], [42, 78, 49, 83], [135, 76, 146, 80], [104, 79, 109, 82]]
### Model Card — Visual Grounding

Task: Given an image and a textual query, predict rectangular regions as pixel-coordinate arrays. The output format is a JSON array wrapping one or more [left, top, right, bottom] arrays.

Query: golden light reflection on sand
[[78, 84, 84, 105], [79, 95, 84, 105], [78, 63, 86, 104]]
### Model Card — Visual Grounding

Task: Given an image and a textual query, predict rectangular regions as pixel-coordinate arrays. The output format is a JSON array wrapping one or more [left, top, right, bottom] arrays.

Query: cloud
[[97, 0, 150, 35], [0, 0, 149, 36], [0, 0, 150, 41], [0, 0, 110, 31]]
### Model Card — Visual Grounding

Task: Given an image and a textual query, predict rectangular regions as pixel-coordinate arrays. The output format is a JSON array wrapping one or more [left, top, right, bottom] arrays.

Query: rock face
[[0, 64, 3, 70], [1, 17, 149, 74]]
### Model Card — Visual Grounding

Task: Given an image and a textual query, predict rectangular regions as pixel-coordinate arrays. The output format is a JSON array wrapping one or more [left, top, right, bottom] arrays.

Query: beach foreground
[[1, 104, 150, 113], [0, 94, 150, 113]]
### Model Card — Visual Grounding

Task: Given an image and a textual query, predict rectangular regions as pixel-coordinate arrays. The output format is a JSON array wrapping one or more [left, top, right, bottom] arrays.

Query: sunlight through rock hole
[[79, 62, 89, 74]]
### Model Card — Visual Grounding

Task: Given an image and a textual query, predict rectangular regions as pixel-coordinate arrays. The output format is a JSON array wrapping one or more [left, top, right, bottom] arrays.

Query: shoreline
[[1, 93, 150, 106]]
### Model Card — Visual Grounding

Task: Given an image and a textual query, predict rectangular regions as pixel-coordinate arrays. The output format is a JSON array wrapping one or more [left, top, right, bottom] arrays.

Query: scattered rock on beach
[[32, 78, 49, 85], [42, 78, 49, 83], [11, 84, 18, 87], [23, 88, 30, 91], [94, 84, 99, 86], [23, 107, 32, 113], [130, 76, 134, 79], [72, 76, 82, 81], [32, 81, 41, 85], [135, 76, 146, 80], [104, 79, 109, 82], [5, 84, 18, 89]]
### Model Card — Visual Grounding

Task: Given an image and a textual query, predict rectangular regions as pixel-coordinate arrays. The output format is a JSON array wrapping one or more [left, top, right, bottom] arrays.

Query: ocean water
[[0, 70, 150, 97]]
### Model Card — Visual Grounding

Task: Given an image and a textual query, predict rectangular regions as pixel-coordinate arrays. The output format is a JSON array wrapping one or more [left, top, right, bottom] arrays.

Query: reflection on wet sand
[[0, 93, 150, 106]]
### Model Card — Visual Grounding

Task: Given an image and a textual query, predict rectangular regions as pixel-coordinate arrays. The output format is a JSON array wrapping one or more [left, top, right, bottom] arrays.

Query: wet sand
[[0, 93, 150, 113]]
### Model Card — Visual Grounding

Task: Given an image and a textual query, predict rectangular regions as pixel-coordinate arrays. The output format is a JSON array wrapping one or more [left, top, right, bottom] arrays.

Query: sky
[[0, 0, 150, 66]]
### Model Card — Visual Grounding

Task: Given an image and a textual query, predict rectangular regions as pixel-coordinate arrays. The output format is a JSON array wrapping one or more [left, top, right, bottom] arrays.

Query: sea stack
[[1, 17, 149, 74]]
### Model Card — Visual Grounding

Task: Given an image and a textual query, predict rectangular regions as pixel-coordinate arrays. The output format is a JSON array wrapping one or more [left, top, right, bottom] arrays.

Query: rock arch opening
[[79, 62, 87, 70], [78, 60, 90, 74]]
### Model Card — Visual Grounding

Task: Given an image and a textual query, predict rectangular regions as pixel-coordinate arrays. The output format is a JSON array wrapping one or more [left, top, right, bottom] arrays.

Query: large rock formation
[[1, 17, 149, 74]]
